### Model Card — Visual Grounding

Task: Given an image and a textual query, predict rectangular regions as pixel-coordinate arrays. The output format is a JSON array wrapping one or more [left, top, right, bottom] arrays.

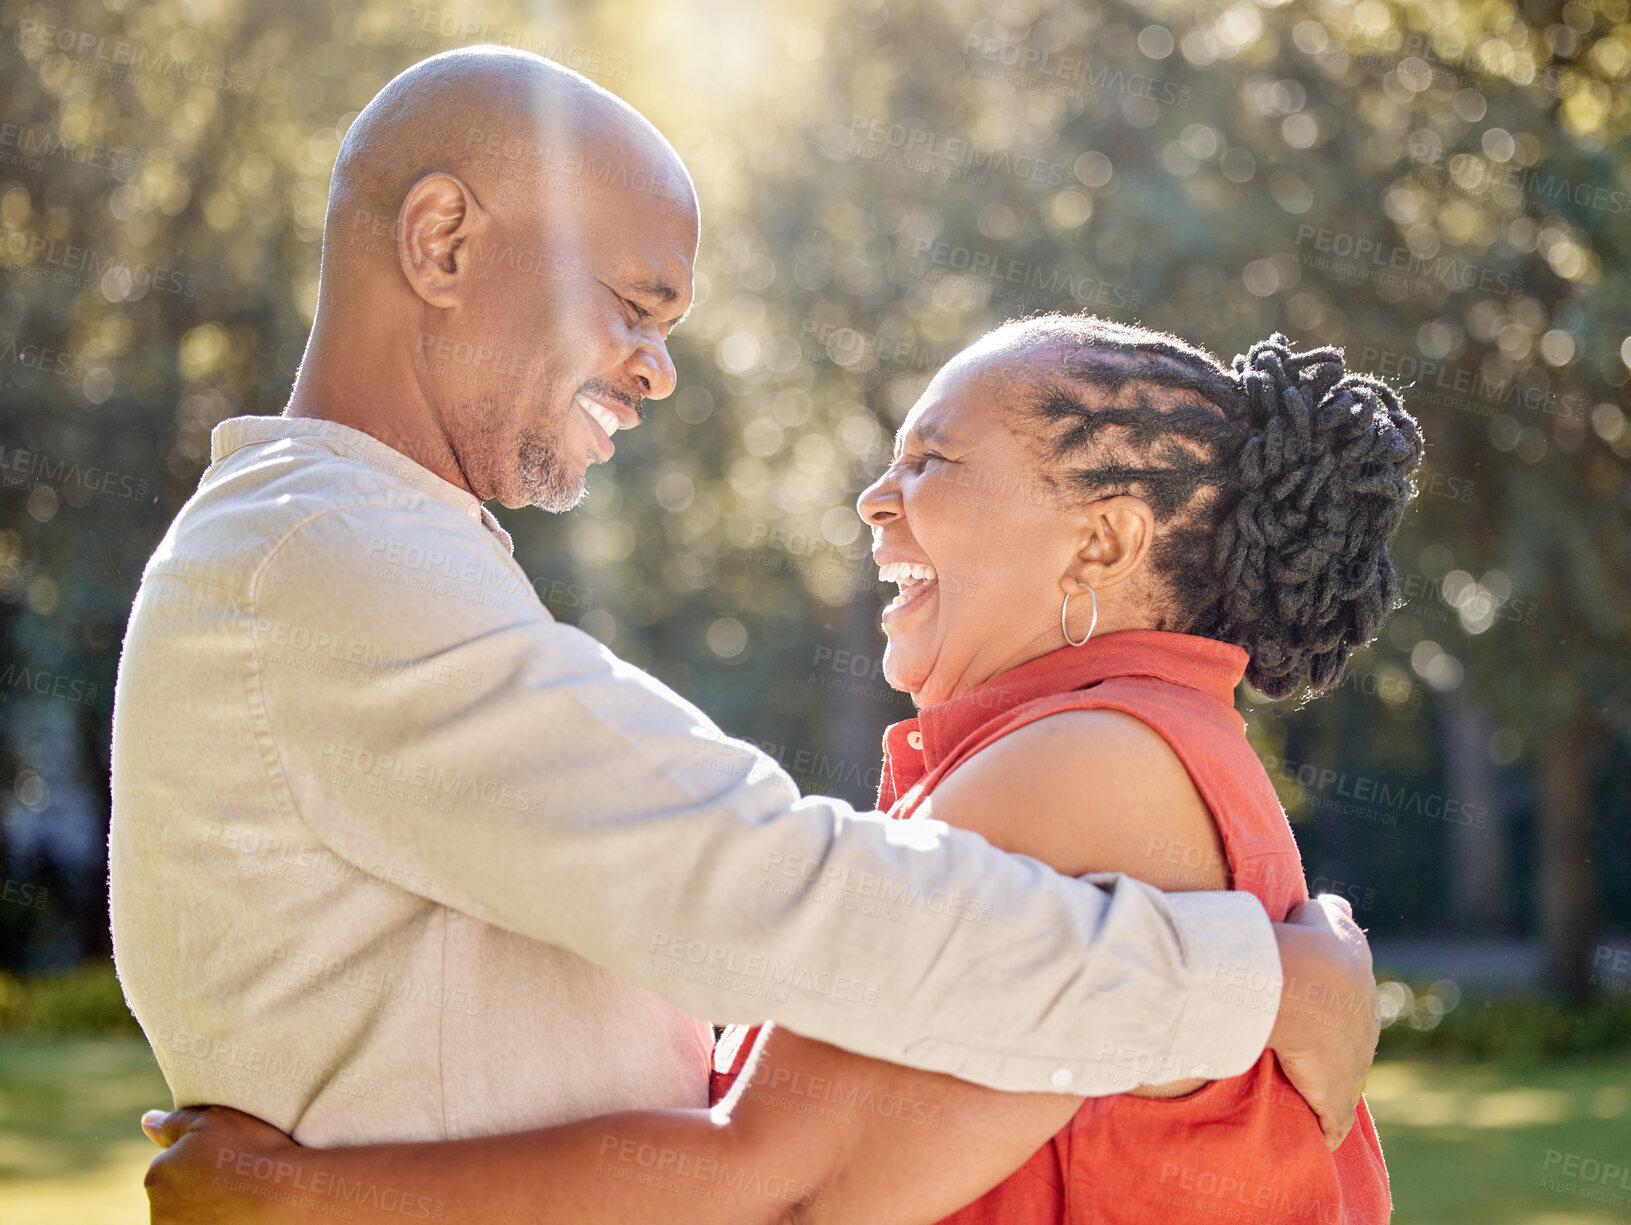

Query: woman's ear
[[396, 172, 488, 309], [1063, 495, 1155, 593]]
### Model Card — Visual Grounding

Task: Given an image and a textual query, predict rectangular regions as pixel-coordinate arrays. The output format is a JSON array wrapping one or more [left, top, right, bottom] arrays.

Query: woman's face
[[855, 343, 1094, 708]]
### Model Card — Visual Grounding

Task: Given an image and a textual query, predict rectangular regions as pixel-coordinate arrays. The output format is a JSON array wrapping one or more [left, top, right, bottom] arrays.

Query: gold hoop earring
[[1062, 585, 1098, 648]]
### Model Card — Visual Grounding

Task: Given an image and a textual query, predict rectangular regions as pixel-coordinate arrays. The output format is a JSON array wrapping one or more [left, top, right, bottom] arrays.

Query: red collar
[[880, 630, 1246, 805]]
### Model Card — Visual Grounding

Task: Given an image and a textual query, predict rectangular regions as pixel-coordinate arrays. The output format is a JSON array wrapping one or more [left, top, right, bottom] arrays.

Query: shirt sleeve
[[246, 497, 1282, 1095]]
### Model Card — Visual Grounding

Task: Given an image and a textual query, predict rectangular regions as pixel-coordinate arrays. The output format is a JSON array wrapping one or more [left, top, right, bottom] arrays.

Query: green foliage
[[1380, 991, 1631, 1060], [0, 960, 140, 1037], [0, 0, 1625, 977]]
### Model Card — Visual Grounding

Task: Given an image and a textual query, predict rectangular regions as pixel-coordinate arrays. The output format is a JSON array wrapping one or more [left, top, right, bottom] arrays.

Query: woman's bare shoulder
[[918, 708, 1228, 888]]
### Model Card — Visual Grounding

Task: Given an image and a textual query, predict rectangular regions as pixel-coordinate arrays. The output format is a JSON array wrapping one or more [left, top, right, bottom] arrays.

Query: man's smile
[[574, 392, 638, 458]]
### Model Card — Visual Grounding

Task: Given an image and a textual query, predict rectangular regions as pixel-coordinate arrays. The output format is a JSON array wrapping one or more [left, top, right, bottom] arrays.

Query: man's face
[[423, 176, 698, 511]]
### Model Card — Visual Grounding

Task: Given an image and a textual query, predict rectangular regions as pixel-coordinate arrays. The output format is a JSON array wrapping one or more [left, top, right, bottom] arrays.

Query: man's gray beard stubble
[[517, 430, 588, 512]]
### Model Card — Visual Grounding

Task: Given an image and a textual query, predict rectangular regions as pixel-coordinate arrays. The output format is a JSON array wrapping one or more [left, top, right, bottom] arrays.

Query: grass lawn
[[1365, 1056, 1631, 1223], [0, 1038, 1628, 1223], [0, 1036, 168, 1225]]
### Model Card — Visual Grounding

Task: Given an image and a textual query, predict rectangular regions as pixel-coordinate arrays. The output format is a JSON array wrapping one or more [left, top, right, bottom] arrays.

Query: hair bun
[[1213, 334, 1424, 698]]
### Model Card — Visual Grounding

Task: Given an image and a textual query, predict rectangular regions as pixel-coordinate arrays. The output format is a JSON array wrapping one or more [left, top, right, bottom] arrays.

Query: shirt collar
[[880, 630, 1247, 806], [209, 416, 514, 553]]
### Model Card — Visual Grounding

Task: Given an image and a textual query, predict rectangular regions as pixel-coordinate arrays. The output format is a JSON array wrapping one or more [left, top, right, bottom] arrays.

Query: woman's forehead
[[899, 353, 1030, 448]]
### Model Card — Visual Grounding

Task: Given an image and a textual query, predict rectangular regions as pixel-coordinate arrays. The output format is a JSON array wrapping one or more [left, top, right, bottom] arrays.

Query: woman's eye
[[890, 451, 941, 473]]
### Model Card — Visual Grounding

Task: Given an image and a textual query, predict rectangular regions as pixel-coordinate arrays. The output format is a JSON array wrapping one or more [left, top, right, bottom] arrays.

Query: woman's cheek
[[935, 569, 982, 600], [906, 469, 954, 520]]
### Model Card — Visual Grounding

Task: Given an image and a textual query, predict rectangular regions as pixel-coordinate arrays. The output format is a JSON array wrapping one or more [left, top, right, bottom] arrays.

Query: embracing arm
[[142, 709, 1191, 1225], [145, 707, 1371, 1223], [251, 504, 1286, 1097], [146, 1026, 1080, 1225], [919, 708, 1376, 1138]]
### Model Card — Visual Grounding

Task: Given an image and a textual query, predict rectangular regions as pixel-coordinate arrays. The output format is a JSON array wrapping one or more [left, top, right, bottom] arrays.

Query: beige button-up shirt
[[110, 416, 1281, 1147]]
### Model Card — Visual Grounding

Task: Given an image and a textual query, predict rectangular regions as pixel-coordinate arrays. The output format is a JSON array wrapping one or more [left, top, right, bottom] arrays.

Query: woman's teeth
[[576, 396, 623, 437], [878, 562, 938, 608]]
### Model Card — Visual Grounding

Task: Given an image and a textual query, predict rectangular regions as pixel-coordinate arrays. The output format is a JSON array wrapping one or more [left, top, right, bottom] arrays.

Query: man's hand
[[142, 1105, 296, 1224], [1267, 895, 1378, 1151]]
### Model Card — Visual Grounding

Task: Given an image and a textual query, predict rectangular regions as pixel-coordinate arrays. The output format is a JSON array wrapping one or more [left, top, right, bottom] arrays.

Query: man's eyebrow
[[628, 278, 679, 305], [627, 278, 691, 328]]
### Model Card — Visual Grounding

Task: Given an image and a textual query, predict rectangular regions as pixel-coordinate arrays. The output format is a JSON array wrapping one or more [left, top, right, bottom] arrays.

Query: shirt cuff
[[1163, 890, 1281, 1080]]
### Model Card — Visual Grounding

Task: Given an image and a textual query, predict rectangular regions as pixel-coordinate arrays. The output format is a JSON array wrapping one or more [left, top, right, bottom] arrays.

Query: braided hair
[[992, 314, 1424, 700]]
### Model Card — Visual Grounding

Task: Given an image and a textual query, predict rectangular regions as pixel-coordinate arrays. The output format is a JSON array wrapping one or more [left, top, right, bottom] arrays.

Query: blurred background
[[0, 0, 1626, 1220]]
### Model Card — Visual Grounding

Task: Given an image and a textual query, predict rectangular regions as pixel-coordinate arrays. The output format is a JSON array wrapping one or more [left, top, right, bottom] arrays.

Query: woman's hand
[[143, 1105, 298, 1225]]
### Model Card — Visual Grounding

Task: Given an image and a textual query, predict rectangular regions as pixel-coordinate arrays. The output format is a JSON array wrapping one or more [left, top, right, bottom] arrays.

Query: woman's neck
[[914, 608, 1158, 710]]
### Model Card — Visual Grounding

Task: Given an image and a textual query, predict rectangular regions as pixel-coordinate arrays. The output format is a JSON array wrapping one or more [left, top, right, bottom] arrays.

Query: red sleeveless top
[[713, 630, 1390, 1224]]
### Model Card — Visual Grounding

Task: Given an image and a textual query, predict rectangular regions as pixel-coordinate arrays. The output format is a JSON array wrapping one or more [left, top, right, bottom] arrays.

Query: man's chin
[[510, 455, 590, 512], [539, 483, 588, 512], [510, 479, 587, 513]]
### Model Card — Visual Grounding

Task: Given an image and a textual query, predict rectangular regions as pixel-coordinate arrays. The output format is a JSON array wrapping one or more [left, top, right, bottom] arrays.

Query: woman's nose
[[856, 472, 900, 526]]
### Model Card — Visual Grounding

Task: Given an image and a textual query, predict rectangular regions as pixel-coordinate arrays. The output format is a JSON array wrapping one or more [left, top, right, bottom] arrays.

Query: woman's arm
[[145, 1024, 1082, 1225], [145, 707, 1233, 1225], [918, 708, 1231, 1099], [921, 708, 1228, 889]]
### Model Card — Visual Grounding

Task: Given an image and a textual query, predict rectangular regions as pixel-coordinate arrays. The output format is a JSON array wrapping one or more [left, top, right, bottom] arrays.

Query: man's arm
[[917, 708, 1376, 1147], [246, 499, 1336, 1102], [139, 710, 1375, 1224]]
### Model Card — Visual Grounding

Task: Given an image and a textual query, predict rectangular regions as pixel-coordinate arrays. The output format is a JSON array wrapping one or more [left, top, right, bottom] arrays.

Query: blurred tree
[[0, 0, 1624, 1001]]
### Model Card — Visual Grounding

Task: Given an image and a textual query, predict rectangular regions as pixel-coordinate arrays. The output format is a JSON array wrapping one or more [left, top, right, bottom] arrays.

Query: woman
[[144, 315, 1417, 1224]]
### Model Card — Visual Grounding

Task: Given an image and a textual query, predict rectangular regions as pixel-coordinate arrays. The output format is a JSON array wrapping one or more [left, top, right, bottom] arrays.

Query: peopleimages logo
[[848, 116, 1072, 186], [797, 319, 952, 381], [0, 230, 200, 297], [1346, 22, 1569, 102], [1296, 224, 1524, 297], [1409, 149, 1631, 219], [1, 877, 48, 910], [0, 339, 85, 380], [1259, 752, 1490, 828], [961, 32, 1193, 109], [0, 122, 137, 179], [0, 661, 99, 707], [648, 932, 881, 1005], [1356, 346, 1589, 426], [1541, 1149, 1631, 1208], [0, 440, 150, 500], [909, 237, 1145, 310], [14, 19, 249, 93], [397, 7, 631, 81]]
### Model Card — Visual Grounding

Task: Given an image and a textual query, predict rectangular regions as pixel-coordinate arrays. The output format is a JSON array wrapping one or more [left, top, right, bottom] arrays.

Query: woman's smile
[[878, 560, 940, 622]]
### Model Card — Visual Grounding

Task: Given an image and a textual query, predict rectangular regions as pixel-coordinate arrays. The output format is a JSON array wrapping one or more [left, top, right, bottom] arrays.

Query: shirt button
[[906, 730, 923, 750], [1051, 1068, 1073, 1089]]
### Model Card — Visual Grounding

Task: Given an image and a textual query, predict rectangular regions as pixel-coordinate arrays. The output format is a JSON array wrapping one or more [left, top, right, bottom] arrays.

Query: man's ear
[[1062, 495, 1155, 594], [396, 173, 487, 309]]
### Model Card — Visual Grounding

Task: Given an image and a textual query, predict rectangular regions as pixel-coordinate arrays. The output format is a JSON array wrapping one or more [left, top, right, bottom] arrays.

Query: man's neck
[[284, 349, 474, 496]]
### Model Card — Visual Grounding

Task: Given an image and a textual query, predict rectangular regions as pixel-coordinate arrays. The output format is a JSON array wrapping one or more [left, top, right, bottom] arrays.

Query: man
[[112, 46, 1374, 1168]]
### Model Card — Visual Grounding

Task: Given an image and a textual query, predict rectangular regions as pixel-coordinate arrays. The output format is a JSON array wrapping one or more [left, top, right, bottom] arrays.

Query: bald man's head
[[325, 47, 695, 276], [306, 47, 700, 512]]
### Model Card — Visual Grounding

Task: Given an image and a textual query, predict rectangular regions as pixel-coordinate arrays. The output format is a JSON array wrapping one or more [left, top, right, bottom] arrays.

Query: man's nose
[[627, 335, 677, 400], [856, 472, 900, 526]]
